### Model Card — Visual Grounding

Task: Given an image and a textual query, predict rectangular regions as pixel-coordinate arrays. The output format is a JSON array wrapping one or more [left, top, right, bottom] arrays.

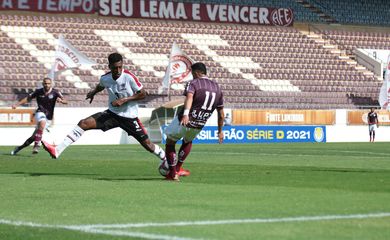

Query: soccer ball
[[158, 159, 170, 176]]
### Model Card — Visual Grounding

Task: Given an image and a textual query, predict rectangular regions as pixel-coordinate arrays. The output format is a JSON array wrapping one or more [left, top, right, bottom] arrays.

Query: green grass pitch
[[0, 143, 390, 240]]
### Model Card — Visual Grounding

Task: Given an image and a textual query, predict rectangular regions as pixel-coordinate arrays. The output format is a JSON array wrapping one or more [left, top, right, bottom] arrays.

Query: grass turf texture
[[0, 143, 389, 240]]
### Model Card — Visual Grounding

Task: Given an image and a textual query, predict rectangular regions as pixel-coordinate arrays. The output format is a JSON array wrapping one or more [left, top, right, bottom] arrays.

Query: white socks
[[153, 144, 166, 161], [56, 125, 85, 156]]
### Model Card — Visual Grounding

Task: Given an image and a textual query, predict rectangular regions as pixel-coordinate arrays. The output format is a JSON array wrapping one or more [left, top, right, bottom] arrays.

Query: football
[[158, 159, 170, 176]]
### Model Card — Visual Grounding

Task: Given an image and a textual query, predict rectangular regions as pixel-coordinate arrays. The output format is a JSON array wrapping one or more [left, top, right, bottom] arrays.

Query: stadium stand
[[304, 0, 390, 26], [0, 0, 389, 109]]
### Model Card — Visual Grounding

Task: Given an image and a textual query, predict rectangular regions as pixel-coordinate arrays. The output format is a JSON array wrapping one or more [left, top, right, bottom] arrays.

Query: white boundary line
[[1, 212, 390, 239], [78, 212, 390, 228], [0, 219, 197, 240]]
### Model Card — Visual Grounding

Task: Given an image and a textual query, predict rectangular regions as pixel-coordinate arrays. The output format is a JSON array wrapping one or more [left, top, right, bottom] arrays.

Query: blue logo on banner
[[162, 125, 326, 144]]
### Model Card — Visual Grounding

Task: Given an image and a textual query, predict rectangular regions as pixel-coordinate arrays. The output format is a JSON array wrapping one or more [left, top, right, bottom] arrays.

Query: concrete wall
[[0, 108, 388, 146]]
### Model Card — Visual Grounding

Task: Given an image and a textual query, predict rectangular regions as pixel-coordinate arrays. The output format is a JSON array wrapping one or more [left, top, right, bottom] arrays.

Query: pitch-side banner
[[48, 34, 96, 79], [0, 0, 95, 13], [162, 126, 326, 144], [0, 0, 294, 26], [378, 54, 390, 110], [348, 110, 390, 126], [99, 1, 294, 26]]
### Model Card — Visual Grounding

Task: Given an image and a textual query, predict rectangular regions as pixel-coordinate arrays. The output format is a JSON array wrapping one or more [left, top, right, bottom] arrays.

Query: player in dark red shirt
[[11, 78, 67, 155], [163, 62, 225, 181], [367, 107, 379, 142]]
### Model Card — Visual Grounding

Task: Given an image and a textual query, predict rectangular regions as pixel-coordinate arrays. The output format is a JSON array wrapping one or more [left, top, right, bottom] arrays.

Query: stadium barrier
[[347, 110, 390, 125], [0, 108, 389, 145], [0, 108, 35, 126], [232, 109, 335, 125]]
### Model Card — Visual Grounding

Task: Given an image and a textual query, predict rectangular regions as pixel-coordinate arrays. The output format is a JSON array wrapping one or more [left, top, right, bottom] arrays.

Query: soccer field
[[0, 143, 389, 240]]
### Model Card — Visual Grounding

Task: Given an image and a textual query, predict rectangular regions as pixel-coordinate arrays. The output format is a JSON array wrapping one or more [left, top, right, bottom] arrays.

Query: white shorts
[[34, 112, 52, 129], [165, 117, 201, 142], [369, 124, 376, 132]]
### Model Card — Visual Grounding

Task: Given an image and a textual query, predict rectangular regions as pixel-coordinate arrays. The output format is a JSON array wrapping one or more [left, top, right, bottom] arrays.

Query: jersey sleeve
[[128, 72, 143, 92], [28, 89, 39, 99], [184, 81, 195, 96], [55, 89, 64, 99]]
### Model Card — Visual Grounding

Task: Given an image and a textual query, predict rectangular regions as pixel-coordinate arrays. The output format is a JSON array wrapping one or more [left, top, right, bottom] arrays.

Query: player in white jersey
[[41, 53, 166, 163]]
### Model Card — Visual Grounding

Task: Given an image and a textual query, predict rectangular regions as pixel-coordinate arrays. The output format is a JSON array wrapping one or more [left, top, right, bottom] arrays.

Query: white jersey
[[99, 69, 143, 118]]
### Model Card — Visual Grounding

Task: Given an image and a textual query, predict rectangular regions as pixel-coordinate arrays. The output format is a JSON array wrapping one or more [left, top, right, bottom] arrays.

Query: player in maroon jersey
[[367, 107, 379, 142], [163, 62, 225, 181], [11, 77, 67, 155]]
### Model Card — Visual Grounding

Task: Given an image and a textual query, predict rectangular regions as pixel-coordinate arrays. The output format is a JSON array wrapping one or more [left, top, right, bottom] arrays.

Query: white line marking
[[78, 212, 390, 229], [0, 219, 198, 240], [1, 212, 390, 239]]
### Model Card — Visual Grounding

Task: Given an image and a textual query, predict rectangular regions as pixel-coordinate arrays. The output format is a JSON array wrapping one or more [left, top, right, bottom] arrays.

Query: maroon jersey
[[178, 77, 223, 129], [367, 111, 378, 125], [29, 88, 63, 120]]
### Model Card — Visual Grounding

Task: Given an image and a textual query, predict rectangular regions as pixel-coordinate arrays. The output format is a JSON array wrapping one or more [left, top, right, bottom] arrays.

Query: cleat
[[165, 168, 179, 181], [11, 147, 20, 156], [32, 145, 40, 154], [177, 167, 190, 177], [41, 140, 58, 159], [165, 174, 179, 181]]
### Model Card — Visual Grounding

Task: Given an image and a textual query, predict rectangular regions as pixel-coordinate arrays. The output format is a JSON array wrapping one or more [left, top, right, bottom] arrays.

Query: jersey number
[[201, 91, 216, 110]]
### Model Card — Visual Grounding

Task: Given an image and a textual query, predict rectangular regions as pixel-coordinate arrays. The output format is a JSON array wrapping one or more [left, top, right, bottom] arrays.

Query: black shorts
[[91, 110, 149, 142]]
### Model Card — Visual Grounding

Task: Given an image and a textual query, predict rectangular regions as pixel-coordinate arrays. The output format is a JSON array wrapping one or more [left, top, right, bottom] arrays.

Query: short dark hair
[[191, 62, 207, 75], [108, 53, 123, 65]]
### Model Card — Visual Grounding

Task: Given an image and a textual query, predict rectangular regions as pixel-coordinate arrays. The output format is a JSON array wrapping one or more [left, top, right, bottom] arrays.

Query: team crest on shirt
[[119, 83, 126, 91], [48, 94, 54, 99]]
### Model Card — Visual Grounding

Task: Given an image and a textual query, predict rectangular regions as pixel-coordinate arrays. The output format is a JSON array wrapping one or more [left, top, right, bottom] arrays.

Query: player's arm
[[86, 83, 105, 104], [217, 107, 225, 144], [12, 96, 31, 109], [111, 88, 146, 107], [180, 92, 194, 126], [56, 92, 68, 105], [57, 97, 68, 104]]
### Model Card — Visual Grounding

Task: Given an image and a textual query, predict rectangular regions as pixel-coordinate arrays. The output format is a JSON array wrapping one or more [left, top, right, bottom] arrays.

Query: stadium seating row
[[0, 10, 388, 108]]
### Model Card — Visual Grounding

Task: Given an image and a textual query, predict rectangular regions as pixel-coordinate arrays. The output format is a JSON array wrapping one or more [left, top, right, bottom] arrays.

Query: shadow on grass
[[9, 172, 98, 177], [94, 176, 162, 181]]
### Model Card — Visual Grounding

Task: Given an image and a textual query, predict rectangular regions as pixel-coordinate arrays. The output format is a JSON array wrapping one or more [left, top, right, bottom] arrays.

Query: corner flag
[[379, 54, 390, 110], [158, 42, 194, 95], [48, 35, 96, 79]]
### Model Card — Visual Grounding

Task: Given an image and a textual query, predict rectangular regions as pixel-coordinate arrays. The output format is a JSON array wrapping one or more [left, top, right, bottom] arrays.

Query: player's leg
[[32, 120, 46, 154], [165, 138, 179, 180], [138, 138, 166, 161], [31, 112, 48, 154], [11, 131, 35, 155], [369, 125, 373, 142], [176, 140, 192, 176], [126, 118, 166, 161], [42, 112, 105, 158], [372, 130, 375, 142], [176, 128, 201, 176], [163, 117, 185, 180]]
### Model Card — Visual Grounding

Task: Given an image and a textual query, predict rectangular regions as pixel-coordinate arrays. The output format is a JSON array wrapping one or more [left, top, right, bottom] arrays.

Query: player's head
[[108, 53, 123, 80], [191, 62, 207, 78], [370, 107, 375, 112], [42, 77, 52, 92]]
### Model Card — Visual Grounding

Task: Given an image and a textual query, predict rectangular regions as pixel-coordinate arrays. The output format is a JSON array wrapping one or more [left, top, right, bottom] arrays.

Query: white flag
[[379, 54, 390, 110], [158, 42, 194, 94], [48, 35, 96, 79]]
